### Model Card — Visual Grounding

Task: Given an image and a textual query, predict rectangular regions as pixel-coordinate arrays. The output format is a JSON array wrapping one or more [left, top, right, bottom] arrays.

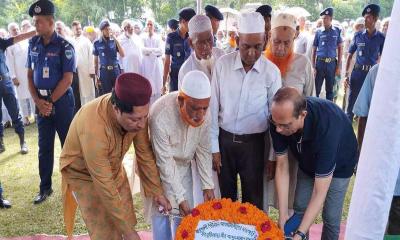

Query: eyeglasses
[[147, 23, 153, 26], [269, 115, 294, 130]]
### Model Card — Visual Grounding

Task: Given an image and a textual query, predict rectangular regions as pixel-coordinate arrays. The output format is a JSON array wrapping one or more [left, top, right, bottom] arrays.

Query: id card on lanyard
[[43, 57, 50, 79]]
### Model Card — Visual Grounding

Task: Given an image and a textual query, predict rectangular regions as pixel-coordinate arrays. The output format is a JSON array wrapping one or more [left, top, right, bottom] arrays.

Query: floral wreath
[[176, 198, 284, 240]]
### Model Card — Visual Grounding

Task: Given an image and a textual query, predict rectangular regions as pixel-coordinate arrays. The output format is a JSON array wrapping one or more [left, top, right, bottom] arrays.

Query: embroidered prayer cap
[[271, 11, 297, 31], [181, 70, 211, 99], [188, 15, 212, 38], [238, 12, 265, 34]]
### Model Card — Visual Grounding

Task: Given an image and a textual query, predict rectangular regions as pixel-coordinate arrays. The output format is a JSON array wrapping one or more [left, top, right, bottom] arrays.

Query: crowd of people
[[0, 0, 398, 240]]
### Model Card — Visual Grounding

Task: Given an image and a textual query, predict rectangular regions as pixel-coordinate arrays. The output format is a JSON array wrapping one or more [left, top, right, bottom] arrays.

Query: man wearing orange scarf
[[264, 11, 314, 215], [149, 70, 215, 240]]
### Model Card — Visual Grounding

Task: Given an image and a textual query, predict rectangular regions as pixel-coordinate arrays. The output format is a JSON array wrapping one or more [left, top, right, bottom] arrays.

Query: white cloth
[[294, 32, 309, 56], [5, 39, 30, 99], [149, 92, 214, 211], [210, 51, 282, 153], [74, 35, 95, 105], [188, 15, 212, 39], [238, 12, 265, 34], [178, 48, 224, 89], [118, 34, 142, 73], [141, 33, 163, 104], [271, 12, 297, 31], [345, 1, 400, 239], [180, 70, 210, 99], [281, 53, 315, 96]]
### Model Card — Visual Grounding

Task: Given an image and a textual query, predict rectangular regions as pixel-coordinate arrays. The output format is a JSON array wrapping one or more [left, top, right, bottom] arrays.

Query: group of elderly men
[[56, 1, 371, 238]]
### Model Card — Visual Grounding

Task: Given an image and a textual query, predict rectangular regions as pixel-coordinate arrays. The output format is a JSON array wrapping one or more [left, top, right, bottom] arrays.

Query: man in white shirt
[[118, 20, 142, 74], [150, 70, 215, 240], [6, 22, 34, 125], [210, 12, 282, 209], [141, 19, 163, 105], [72, 21, 96, 106]]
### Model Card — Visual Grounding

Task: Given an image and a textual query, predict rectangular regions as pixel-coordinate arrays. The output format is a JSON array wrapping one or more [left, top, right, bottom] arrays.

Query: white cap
[[271, 12, 297, 31], [181, 70, 211, 99], [188, 15, 212, 39], [238, 12, 265, 34], [355, 17, 365, 26]]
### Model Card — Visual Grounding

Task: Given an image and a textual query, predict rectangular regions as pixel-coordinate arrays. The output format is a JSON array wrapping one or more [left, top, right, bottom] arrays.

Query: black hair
[[273, 87, 307, 118], [111, 89, 134, 114]]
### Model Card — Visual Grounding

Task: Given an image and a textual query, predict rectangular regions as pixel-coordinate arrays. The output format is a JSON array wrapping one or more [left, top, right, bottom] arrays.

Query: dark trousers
[[347, 69, 369, 121], [99, 67, 120, 95], [315, 59, 337, 101], [388, 196, 400, 235], [37, 88, 74, 192], [218, 129, 265, 209], [72, 72, 81, 114], [169, 68, 179, 92], [0, 77, 24, 138]]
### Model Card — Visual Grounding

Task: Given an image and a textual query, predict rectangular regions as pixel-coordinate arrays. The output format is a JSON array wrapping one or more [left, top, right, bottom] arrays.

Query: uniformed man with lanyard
[[344, 4, 385, 121], [27, 0, 76, 204], [163, 8, 195, 93], [0, 25, 35, 154], [93, 20, 125, 95], [256, 4, 272, 43], [205, 5, 224, 46], [312, 7, 343, 101]]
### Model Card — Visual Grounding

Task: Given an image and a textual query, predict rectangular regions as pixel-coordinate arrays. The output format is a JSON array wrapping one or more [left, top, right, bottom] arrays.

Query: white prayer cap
[[188, 15, 212, 39], [355, 17, 365, 26], [181, 70, 211, 99], [271, 12, 297, 31], [238, 12, 265, 34]]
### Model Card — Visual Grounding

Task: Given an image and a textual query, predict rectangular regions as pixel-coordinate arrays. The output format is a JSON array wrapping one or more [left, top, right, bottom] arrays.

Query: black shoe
[[0, 195, 11, 209], [33, 188, 53, 205], [0, 138, 4, 153]]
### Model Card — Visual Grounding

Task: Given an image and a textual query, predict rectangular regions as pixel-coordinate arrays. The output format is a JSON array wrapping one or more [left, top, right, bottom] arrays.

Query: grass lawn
[[0, 85, 355, 237]]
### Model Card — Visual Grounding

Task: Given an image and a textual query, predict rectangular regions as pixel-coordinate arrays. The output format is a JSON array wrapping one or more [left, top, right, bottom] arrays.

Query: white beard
[[197, 54, 215, 75]]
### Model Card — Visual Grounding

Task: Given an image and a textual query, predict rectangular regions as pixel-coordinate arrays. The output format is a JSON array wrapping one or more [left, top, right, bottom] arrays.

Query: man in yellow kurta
[[60, 72, 171, 240]]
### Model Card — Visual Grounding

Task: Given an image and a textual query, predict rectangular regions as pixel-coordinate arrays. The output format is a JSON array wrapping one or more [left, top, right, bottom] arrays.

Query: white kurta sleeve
[[304, 58, 316, 97], [210, 61, 222, 153], [5, 47, 16, 79], [87, 40, 95, 75], [150, 117, 186, 205], [194, 116, 214, 190]]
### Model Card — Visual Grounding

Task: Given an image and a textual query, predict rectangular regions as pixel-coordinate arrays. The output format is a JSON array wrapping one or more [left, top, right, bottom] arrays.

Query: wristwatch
[[294, 230, 307, 240]]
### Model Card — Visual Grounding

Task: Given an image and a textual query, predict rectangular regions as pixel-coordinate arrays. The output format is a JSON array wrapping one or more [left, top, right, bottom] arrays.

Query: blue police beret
[[167, 19, 179, 30], [362, 4, 380, 17], [28, 0, 55, 17], [320, 7, 333, 17], [205, 5, 224, 21], [179, 7, 196, 21], [256, 5, 272, 18], [99, 19, 110, 31]]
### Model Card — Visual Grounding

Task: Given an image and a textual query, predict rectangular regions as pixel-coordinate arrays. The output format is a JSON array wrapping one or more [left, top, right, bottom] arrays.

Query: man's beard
[[195, 53, 214, 75], [265, 43, 294, 78]]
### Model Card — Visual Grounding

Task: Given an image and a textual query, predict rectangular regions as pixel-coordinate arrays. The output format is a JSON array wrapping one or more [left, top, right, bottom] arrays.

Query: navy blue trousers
[[315, 60, 337, 101]]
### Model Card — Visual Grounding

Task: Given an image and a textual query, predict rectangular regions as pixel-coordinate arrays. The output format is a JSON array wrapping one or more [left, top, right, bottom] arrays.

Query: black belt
[[219, 128, 265, 144], [354, 64, 373, 71], [100, 65, 119, 70], [317, 57, 336, 63]]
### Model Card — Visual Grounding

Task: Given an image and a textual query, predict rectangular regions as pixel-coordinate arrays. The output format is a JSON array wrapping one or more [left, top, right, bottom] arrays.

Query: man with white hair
[[141, 18, 164, 105], [211, 12, 282, 209], [6, 22, 34, 125], [118, 19, 142, 74], [71, 21, 96, 106], [21, 20, 34, 33], [264, 12, 315, 212], [177, 14, 224, 206], [150, 70, 215, 239]]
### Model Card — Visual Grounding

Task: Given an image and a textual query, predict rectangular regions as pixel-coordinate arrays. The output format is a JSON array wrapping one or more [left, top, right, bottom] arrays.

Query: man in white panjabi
[[178, 15, 224, 88], [177, 14, 223, 206], [118, 19, 142, 74], [141, 19, 163, 105], [211, 12, 282, 210], [71, 21, 96, 106], [6, 23, 34, 125], [149, 70, 215, 240], [264, 12, 315, 212]]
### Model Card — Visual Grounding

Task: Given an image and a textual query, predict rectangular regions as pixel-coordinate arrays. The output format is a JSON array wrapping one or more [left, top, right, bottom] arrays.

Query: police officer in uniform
[[0, 25, 35, 154], [93, 20, 125, 95], [205, 5, 224, 46], [163, 8, 195, 93], [344, 4, 385, 121], [27, 0, 76, 204], [312, 7, 343, 101], [256, 4, 272, 41]]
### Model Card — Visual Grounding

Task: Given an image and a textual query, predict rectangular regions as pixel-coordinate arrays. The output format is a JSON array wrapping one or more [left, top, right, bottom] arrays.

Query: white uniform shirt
[[118, 34, 142, 73], [6, 40, 30, 99], [149, 92, 214, 208], [210, 51, 282, 153], [178, 47, 224, 89]]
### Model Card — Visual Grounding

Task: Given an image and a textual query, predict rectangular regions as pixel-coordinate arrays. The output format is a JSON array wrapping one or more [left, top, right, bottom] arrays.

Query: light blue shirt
[[353, 64, 400, 196]]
